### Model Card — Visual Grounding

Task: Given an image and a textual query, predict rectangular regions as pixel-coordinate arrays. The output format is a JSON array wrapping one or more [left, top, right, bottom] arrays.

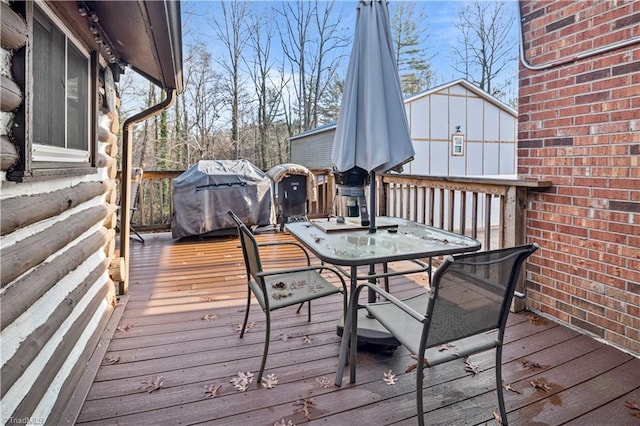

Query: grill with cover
[[171, 160, 275, 238]]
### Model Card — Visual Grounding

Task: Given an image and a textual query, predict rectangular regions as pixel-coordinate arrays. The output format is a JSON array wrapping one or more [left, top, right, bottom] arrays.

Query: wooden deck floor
[[77, 232, 640, 425]]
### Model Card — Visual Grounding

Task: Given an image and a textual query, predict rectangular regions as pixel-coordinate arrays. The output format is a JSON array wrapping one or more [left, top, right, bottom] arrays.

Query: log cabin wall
[[0, 1, 122, 423]]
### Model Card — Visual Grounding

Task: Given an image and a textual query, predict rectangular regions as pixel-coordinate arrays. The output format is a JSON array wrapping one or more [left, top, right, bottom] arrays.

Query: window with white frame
[[452, 134, 465, 156], [32, 4, 90, 163], [7, 1, 98, 182]]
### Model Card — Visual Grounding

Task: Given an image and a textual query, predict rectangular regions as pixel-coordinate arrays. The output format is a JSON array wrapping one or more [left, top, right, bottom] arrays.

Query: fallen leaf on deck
[[437, 343, 460, 356], [383, 370, 398, 385], [530, 379, 552, 392], [116, 324, 133, 332], [230, 371, 255, 392], [502, 381, 521, 394], [139, 376, 164, 393], [294, 398, 316, 420], [492, 409, 503, 425], [234, 322, 256, 334], [262, 373, 279, 389], [463, 358, 480, 376], [102, 355, 120, 365], [274, 419, 295, 426], [625, 400, 640, 411], [280, 333, 291, 342], [202, 313, 220, 321], [315, 376, 332, 388], [303, 335, 312, 344], [405, 354, 430, 372], [204, 384, 222, 398], [527, 314, 545, 325], [631, 412, 640, 419], [521, 359, 543, 370], [200, 295, 214, 302]]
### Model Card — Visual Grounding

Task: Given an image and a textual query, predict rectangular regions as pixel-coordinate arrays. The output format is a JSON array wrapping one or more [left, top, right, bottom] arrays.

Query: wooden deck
[[77, 231, 640, 425]]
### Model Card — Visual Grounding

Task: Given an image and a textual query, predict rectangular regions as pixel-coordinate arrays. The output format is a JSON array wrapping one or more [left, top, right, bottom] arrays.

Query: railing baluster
[[420, 186, 426, 224], [448, 189, 455, 232], [428, 188, 435, 227], [460, 191, 467, 236], [472, 192, 478, 239], [438, 188, 445, 229], [411, 185, 420, 222], [499, 194, 505, 249], [484, 193, 492, 250]]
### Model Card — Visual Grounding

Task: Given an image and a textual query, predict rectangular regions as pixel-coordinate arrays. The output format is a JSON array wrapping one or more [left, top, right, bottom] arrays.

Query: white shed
[[289, 79, 518, 177]]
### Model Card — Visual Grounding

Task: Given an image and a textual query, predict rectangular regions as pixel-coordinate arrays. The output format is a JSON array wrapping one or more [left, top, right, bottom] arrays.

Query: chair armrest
[[256, 241, 312, 266], [355, 282, 427, 323]]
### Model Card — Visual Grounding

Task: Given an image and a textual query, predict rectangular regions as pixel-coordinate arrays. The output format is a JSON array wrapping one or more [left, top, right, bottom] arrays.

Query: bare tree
[[245, 12, 285, 169], [277, 0, 347, 132], [451, 1, 516, 96], [390, 1, 434, 96], [139, 81, 157, 168], [211, 1, 251, 159], [181, 42, 224, 164]]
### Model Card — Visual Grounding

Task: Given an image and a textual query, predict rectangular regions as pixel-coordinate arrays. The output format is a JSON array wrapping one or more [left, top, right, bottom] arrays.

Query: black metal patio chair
[[228, 209, 348, 382], [335, 243, 539, 426]]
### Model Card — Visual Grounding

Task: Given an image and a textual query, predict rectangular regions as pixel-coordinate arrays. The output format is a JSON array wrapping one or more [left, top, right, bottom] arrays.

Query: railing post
[[504, 186, 528, 312], [379, 176, 388, 216]]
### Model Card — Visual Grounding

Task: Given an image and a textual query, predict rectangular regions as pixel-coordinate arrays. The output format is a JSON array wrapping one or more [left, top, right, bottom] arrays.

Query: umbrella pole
[[369, 171, 377, 233]]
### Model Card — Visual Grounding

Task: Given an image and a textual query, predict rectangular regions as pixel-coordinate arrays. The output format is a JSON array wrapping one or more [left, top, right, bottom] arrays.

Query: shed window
[[452, 134, 465, 156]]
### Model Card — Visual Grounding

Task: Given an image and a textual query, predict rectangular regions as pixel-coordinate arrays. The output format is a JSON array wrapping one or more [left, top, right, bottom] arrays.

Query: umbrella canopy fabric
[[331, 0, 414, 174]]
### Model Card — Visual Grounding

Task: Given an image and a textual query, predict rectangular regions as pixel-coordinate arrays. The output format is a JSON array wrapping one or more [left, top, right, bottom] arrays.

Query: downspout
[[518, 3, 640, 71], [119, 89, 176, 295]]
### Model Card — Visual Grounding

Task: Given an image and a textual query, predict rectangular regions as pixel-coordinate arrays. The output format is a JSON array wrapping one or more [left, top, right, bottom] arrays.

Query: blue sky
[[182, 0, 521, 92]]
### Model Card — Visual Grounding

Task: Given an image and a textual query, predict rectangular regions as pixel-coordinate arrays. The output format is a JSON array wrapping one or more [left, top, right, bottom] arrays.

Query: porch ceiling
[[52, 0, 183, 92]]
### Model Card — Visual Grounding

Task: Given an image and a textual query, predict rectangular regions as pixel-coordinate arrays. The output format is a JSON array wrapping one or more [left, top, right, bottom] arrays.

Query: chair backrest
[[228, 210, 264, 286], [424, 244, 539, 348]]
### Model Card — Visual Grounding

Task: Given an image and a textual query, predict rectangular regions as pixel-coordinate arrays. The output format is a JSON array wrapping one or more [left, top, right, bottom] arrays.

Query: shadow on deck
[[77, 232, 640, 425]]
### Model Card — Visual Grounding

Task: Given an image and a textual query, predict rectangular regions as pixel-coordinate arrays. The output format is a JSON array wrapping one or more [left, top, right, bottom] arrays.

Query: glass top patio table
[[286, 217, 481, 346], [285, 217, 481, 268]]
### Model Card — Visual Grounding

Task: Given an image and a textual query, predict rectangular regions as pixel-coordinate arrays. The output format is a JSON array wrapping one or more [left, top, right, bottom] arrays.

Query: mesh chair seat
[[366, 292, 500, 361], [251, 270, 344, 311]]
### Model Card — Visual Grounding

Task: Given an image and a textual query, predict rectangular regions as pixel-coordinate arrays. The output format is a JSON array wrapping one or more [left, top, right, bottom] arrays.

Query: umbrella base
[[336, 308, 400, 347]]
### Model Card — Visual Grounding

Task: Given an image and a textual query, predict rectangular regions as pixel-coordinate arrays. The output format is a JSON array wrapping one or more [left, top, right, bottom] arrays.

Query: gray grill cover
[[171, 160, 275, 238]]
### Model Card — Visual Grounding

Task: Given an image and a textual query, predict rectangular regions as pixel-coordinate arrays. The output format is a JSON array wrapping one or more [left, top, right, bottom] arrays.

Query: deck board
[[77, 232, 640, 425]]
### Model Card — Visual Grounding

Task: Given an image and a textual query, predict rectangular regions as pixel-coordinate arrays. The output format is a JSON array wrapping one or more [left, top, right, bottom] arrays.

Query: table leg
[[335, 265, 399, 347]]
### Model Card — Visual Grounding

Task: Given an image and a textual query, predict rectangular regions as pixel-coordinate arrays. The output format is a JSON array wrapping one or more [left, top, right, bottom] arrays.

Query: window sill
[[7, 166, 98, 182]]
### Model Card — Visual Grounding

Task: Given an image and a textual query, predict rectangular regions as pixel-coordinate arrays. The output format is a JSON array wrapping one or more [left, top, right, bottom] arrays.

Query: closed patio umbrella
[[331, 0, 414, 232]]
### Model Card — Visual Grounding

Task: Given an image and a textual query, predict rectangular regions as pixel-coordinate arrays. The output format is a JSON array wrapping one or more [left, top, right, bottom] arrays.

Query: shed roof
[[404, 78, 516, 117], [289, 79, 516, 142]]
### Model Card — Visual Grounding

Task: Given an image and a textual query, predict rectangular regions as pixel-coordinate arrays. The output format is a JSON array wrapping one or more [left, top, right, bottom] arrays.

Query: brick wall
[[518, 0, 639, 356]]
